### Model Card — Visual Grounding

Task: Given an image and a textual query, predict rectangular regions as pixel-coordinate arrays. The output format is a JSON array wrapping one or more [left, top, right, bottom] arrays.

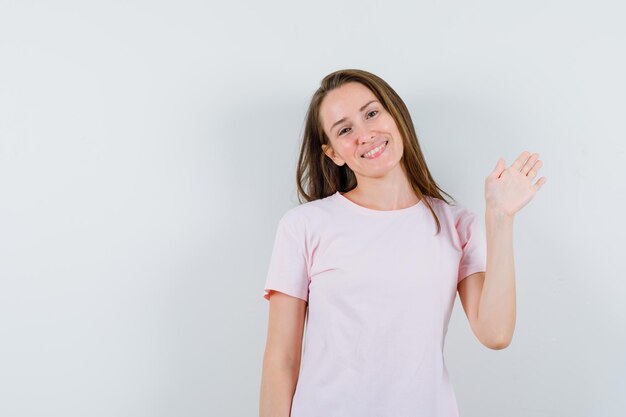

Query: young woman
[[259, 69, 547, 417]]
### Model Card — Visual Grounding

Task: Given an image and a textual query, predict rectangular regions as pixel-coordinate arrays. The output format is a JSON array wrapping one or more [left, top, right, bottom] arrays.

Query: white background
[[1, 1, 624, 416]]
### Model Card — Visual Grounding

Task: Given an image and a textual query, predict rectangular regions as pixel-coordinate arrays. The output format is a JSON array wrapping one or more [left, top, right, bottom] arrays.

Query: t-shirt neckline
[[333, 191, 424, 216]]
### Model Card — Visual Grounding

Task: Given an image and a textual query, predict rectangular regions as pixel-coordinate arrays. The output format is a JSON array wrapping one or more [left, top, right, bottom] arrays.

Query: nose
[[354, 122, 375, 143]]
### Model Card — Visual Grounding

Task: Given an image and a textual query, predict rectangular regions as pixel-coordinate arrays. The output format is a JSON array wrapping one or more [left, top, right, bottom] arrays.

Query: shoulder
[[426, 196, 479, 224], [423, 197, 482, 247], [278, 193, 338, 227], [271, 194, 339, 257]]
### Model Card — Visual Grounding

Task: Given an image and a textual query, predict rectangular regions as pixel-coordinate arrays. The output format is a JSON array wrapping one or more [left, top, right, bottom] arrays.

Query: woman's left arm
[[476, 151, 547, 348]]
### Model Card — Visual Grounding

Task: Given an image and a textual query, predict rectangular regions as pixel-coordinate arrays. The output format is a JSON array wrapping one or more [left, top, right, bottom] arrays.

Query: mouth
[[361, 141, 388, 159]]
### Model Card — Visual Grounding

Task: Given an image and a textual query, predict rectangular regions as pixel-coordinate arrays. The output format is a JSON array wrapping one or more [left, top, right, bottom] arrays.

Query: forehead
[[320, 82, 378, 129]]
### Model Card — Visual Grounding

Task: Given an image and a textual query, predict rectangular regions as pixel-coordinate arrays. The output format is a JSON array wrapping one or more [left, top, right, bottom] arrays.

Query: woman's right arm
[[259, 290, 308, 417]]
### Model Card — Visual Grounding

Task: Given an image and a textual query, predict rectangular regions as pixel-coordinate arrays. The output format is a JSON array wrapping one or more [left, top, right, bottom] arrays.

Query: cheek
[[395, 139, 404, 153], [337, 142, 358, 158], [381, 115, 399, 133], [388, 121, 403, 141]]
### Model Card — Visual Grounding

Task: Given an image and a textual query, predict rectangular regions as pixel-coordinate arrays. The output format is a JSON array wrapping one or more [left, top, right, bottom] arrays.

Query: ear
[[321, 144, 346, 166]]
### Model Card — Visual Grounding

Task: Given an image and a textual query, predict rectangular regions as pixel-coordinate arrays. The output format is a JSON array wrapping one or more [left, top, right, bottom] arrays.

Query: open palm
[[484, 151, 547, 217]]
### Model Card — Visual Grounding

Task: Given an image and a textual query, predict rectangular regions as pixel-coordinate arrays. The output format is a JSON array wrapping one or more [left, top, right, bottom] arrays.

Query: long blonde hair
[[296, 69, 456, 234]]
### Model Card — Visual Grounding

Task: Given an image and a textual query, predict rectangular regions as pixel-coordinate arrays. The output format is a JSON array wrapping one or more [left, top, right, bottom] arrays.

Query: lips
[[361, 140, 388, 158]]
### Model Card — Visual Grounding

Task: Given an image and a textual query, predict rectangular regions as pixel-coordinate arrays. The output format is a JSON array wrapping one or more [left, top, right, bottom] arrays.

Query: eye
[[367, 110, 379, 118], [338, 127, 351, 136]]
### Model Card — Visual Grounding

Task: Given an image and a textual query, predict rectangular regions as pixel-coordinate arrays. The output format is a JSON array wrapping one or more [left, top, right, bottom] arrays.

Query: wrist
[[486, 205, 515, 222]]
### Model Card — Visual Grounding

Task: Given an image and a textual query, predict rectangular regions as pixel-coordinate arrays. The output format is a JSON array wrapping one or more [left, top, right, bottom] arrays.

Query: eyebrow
[[329, 100, 379, 133]]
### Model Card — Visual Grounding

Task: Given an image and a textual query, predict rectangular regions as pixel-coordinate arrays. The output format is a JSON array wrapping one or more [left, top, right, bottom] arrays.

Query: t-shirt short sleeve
[[263, 211, 310, 302], [456, 207, 487, 283]]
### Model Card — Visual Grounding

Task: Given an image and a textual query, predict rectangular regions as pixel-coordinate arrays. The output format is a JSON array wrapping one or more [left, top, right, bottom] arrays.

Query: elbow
[[483, 335, 512, 350], [477, 320, 515, 350]]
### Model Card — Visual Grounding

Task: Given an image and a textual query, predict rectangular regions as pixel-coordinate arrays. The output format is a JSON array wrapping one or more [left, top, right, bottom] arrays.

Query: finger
[[526, 159, 542, 179], [511, 150, 531, 172], [522, 153, 540, 175], [491, 157, 506, 178], [533, 176, 547, 192]]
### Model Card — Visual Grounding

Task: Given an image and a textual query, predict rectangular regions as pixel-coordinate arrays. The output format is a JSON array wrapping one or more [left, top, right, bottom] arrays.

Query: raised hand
[[484, 151, 547, 218]]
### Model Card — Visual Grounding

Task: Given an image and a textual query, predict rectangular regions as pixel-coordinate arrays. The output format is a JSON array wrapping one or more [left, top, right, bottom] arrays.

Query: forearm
[[477, 207, 516, 348], [259, 356, 300, 417]]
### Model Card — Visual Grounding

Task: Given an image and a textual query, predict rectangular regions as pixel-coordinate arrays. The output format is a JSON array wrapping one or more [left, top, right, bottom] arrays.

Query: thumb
[[491, 157, 507, 179]]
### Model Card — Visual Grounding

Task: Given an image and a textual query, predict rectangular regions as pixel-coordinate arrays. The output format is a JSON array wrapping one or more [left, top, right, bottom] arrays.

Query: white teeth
[[362, 141, 387, 158]]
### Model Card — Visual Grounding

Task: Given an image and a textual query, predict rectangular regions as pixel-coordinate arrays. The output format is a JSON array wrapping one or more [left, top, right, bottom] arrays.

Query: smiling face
[[319, 82, 405, 180]]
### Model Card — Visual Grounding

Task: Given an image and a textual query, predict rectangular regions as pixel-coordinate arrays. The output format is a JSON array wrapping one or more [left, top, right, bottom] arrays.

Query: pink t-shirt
[[263, 191, 486, 417]]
